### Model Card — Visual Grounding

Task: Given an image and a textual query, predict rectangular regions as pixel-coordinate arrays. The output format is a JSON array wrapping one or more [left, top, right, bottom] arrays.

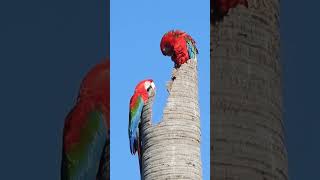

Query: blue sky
[[110, 0, 210, 179]]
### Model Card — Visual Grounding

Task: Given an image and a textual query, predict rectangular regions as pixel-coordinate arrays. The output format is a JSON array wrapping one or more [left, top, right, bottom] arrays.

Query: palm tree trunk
[[140, 59, 202, 180], [211, 1, 288, 179]]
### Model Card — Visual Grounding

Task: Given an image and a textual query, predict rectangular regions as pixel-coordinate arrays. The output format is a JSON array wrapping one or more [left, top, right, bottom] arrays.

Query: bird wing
[[128, 95, 144, 155], [61, 103, 108, 180], [186, 38, 198, 60], [96, 140, 108, 180]]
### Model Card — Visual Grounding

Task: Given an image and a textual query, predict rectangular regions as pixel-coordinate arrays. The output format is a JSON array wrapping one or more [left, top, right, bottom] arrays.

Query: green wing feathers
[[62, 110, 108, 180]]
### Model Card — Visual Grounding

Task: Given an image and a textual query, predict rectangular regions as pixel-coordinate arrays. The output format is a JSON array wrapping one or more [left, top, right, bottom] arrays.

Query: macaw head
[[160, 31, 174, 56], [160, 30, 193, 56], [78, 60, 109, 105], [134, 79, 156, 102], [160, 30, 184, 56]]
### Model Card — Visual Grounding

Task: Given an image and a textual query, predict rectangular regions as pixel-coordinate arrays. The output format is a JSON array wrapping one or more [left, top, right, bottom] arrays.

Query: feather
[[128, 95, 144, 155], [96, 141, 108, 180], [128, 79, 155, 175], [62, 104, 107, 180], [61, 60, 109, 180], [213, 0, 249, 23], [160, 30, 198, 67]]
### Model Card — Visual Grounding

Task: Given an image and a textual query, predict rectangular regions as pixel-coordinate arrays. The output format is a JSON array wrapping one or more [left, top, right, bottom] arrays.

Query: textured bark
[[140, 59, 202, 180], [211, 0, 288, 180]]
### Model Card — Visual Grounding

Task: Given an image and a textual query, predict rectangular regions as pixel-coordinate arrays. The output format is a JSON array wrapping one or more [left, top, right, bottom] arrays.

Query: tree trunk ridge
[[141, 59, 202, 180], [211, 1, 288, 179]]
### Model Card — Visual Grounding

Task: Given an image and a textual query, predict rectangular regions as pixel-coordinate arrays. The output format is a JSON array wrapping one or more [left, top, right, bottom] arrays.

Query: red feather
[[160, 30, 197, 66], [63, 59, 110, 152], [215, 0, 248, 19], [130, 79, 153, 109]]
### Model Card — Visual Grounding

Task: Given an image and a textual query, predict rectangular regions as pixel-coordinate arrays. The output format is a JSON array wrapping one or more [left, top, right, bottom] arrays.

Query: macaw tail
[[138, 152, 143, 179]]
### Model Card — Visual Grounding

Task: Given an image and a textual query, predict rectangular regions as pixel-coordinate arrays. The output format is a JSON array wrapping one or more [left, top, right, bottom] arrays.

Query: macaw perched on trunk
[[212, 0, 248, 23], [128, 79, 156, 173], [61, 59, 110, 180], [160, 30, 198, 67]]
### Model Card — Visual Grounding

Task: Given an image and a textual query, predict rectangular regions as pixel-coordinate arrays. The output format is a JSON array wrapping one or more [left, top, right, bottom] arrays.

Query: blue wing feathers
[[80, 111, 107, 180], [187, 40, 196, 59], [63, 111, 107, 180], [129, 96, 144, 155]]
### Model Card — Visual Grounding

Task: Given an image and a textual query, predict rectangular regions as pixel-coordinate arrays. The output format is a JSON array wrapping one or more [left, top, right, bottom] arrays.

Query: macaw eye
[[144, 81, 151, 90], [146, 81, 155, 92]]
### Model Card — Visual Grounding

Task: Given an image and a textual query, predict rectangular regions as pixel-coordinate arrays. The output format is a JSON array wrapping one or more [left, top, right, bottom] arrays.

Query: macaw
[[160, 30, 198, 67], [212, 0, 248, 23], [128, 79, 156, 172], [61, 59, 110, 180]]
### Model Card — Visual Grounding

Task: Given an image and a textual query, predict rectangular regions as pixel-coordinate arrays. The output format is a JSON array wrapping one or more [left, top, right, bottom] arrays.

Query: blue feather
[[187, 39, 196, 59], [61, 110, 108, 180], [76, 111, 107, 180], [129, 96, 144, 154]]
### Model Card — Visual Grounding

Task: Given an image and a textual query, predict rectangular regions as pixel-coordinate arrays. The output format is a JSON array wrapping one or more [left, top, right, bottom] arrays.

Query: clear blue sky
[[110, 0, 210, 179]]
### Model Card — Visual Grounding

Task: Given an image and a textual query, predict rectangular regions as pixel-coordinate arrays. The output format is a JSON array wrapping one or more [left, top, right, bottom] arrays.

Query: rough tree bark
[[211, 1, 288, 179], [140, 59, 202, 180]]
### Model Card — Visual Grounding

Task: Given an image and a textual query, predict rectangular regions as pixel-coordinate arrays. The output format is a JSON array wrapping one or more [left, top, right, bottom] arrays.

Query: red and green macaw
[[212, 0, 248, 23], [160, 30, 198, 67], [61, 59, 110, 180], [128, 79, 156, 172]]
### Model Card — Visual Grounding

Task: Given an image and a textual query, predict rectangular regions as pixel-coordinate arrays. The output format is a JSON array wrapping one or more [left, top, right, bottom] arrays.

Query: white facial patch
[[144, 81, 151, 90], [151, 82, 155, 90]]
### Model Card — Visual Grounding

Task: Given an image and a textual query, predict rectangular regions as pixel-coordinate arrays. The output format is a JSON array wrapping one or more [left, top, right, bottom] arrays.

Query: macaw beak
[[162, 48, 167, 55], [147, 82, 156, 96], [151, 82, 156, 91]]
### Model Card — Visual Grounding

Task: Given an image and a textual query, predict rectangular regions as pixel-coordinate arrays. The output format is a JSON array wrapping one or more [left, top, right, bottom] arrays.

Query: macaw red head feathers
[[212, 0, 249, 23], [63, 59, 110, 152], [133, 79, 156, 103], [160, 30, 198, 67], [78, 59, 110, 107], [160, 30, 185, 56]]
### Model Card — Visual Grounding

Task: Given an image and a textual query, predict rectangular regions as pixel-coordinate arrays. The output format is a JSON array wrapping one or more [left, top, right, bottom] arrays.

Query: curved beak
[[151, 82, 155, 90]]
